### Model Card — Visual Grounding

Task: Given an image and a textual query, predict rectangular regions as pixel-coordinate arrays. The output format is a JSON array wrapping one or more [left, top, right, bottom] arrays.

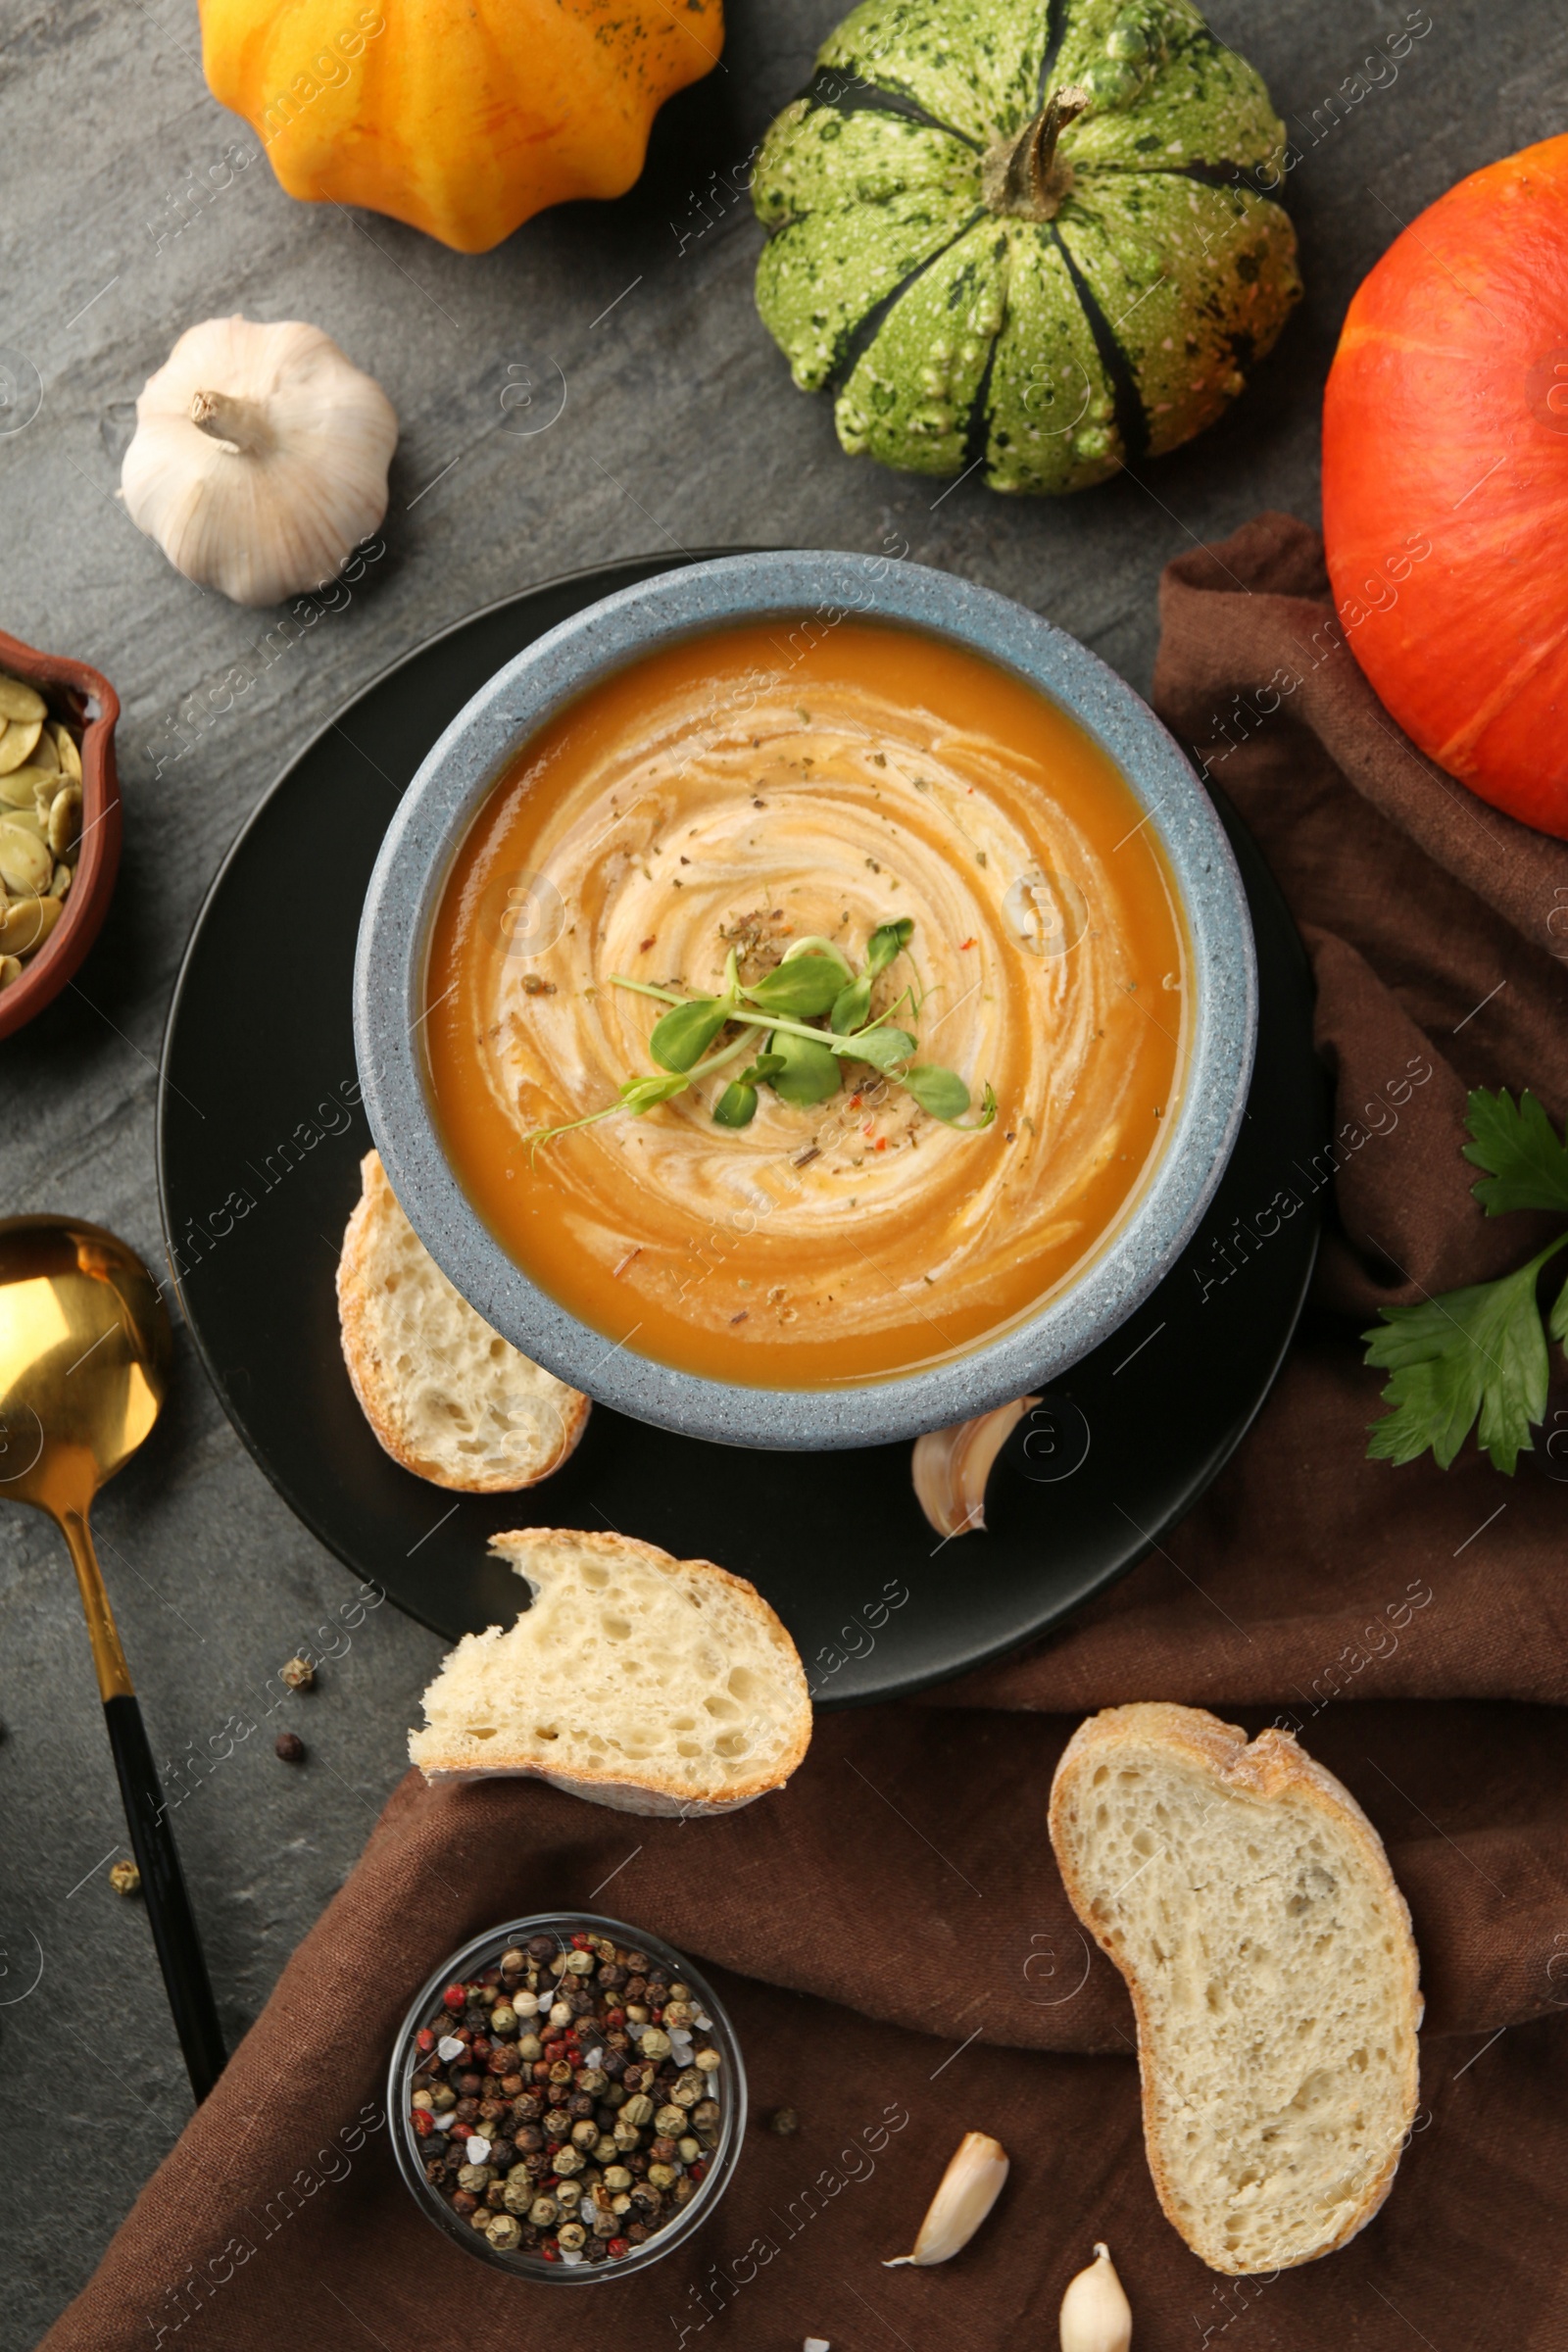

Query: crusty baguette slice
[[1049, 1702, 1421, 2276], [336, 1151, 588, 1493], [409, 1529, 812, 1815]]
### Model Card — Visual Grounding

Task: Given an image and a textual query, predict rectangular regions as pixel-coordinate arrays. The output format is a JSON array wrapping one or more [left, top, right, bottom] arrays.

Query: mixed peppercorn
[[406, 1930, 725, 2267]]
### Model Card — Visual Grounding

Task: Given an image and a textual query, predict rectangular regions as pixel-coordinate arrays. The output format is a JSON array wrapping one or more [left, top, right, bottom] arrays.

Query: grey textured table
[[0, 0, 1559, 2336]]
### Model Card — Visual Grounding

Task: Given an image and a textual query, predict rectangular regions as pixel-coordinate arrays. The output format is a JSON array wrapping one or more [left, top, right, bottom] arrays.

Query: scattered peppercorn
[[279, 1655, 315, 1690], [406, 1929, 727, 2269], [108, 1858, 141, 1897], [769, 2106, 800, 2135], [274, 1731, 306, 1763]]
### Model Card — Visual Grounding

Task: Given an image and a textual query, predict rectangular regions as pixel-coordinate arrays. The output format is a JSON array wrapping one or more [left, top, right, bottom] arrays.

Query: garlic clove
[[122, 316, 398, 608], [1059, 2241, 1132, 2352], [883, 2130, 1008, 2267], [911, 1396, 1041, 1539]]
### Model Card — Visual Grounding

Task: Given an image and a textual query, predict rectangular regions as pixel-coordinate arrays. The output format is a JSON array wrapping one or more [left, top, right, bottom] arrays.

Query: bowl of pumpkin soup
[[354, 554, 1254, 1450]]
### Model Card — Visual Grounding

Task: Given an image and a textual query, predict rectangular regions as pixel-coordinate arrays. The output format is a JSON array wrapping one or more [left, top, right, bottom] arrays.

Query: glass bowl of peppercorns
[[388, 1912, 747, 2280]]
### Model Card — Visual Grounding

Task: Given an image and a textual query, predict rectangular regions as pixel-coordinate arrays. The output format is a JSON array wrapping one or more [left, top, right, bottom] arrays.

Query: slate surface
[[0, 0, 1559, 2336]]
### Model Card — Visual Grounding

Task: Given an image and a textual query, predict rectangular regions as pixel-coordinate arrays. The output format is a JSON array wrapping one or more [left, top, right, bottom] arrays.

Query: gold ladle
[[0, 1213, 224, 2099]]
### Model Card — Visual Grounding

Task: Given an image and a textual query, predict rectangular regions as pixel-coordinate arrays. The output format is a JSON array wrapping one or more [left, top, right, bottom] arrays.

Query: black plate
[[158, 557, 1325, 1706]]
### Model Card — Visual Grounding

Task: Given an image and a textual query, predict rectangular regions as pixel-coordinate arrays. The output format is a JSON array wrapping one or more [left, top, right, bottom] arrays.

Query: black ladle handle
[[105, 1694, 226, 2101]]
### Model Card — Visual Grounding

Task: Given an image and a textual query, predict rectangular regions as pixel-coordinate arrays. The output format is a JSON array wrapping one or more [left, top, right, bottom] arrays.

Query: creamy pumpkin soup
[[423, 619, 1189, 1388]]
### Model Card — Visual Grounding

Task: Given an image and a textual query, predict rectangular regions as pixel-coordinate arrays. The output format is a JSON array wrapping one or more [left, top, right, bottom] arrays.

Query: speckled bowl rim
[[355, 552, 1256, 1450]]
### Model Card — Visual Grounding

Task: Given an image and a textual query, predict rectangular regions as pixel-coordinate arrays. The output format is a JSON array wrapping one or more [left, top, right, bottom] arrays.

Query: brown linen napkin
[[48, 517, 1568, 2352]]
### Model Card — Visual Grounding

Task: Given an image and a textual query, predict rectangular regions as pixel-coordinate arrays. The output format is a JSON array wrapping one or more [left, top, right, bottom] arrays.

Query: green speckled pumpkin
[[752, 0, 1300, 492]]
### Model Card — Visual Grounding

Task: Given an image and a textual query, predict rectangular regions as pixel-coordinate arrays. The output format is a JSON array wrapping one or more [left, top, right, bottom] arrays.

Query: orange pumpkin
[[1322, 134, 1568, 839], [200, 0, 723, 255]]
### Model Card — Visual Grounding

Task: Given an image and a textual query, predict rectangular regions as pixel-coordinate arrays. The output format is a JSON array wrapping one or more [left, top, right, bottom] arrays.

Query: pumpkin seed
[[0, 819, 53, 896], [0, 718, 42, 775], [0, 673, 46, 724], [0, 764, 52, 810], [0, 682, 89, 968], [0, 895, 61, 956], [51, 722, 80, 782], [47, 783, 81, 858]]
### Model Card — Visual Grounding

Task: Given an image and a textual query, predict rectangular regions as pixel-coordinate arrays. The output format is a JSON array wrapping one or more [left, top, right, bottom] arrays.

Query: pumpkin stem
[[985, 84, 1092, 220], [189, 388, 274, 458]]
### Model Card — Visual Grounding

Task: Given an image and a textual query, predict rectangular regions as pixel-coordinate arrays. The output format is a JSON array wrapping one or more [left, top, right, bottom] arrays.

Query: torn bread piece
[[1049, 1702, 1421, 2276], [337, 1150, 588, 1492], [409, 1528, 812, 1815]]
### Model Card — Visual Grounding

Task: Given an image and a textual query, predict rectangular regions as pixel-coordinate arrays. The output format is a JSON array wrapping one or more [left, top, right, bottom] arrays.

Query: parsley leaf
[[1363, 1088, 1568, 1473], [1461, 1087, 1568, 1214], [1364, 1245, 1563, 1475]]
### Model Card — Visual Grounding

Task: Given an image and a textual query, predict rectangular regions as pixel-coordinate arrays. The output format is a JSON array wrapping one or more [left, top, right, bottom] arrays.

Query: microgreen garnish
[[522, 918, 993, 1148], [1362, 1088, 1568, 1475]]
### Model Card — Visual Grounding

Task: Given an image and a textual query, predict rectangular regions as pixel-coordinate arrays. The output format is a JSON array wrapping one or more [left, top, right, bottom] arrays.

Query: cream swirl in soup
[[425, 619, 1189, 1388]]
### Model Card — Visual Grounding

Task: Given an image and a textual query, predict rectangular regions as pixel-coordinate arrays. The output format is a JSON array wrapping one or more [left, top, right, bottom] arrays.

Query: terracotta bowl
[[0, 629, 122, 1042]]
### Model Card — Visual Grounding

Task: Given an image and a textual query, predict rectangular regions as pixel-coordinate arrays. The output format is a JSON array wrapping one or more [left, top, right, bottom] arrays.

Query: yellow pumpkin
[[200, 0, 724, 254]]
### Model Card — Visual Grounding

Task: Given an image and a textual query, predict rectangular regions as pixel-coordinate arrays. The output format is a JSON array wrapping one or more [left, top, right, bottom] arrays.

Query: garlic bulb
[[122, 317, 397, 607], [884, 2131, 1008, 2267], [911, 1396, 1041, 1539], [1060, 2242, 1132, 2352]]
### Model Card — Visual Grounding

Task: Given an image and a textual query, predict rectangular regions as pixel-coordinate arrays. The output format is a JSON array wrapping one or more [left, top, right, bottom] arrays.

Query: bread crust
[[336, 1151, 590, 1492], [412, 1527, 813, 1813], [1049, 1701, 1422, 2276]]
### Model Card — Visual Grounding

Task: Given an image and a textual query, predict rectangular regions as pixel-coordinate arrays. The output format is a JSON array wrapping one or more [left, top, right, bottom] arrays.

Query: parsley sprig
[[526, 917, 995, 1149], [1363, 1089, 1568, 1475]]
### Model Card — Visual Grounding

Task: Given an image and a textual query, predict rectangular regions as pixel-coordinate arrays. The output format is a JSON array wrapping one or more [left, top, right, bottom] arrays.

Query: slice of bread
[[1049, 1702, 1421, 2276], [337, 1151, 588, 1492], [409, 1528, 812, 1815]]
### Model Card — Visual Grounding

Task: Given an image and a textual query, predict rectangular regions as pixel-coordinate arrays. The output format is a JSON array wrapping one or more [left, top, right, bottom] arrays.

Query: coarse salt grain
[[437, 2035, 465, 2061], [583, 2047, 605, 2068], [466, 2135, 491, 2164], [432, 2112, 457, 2132], [695, 2013, 712, 2030]]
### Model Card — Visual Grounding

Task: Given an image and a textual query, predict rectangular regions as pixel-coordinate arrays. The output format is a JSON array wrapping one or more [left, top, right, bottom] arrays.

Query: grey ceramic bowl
[[355, 552, 1255, 1451]]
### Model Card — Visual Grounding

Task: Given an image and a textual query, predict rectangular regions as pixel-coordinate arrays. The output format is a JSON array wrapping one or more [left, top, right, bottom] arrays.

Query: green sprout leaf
[[650, 997, 733, 1073], [779, 935, 856, 982], [710, 1054, 787, 1129], [865, 917, 914, 980], [744, 956, 847, 1020], [830, 974, 873, 1034], [712, 1083, 760, 1128], [768, 1026, 843, 1106], [900, 1063, 972, 1123], [1462, 1087, 1568, 1215], [846, 1024, 917, 1073], [618, 1071, 694, 1114]]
